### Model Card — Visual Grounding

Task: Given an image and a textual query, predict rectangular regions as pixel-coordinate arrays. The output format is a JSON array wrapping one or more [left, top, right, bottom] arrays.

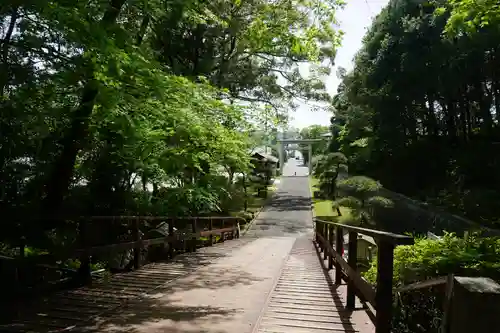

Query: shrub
[[333, 176, 392, 226], [363, 233, 500, 333]]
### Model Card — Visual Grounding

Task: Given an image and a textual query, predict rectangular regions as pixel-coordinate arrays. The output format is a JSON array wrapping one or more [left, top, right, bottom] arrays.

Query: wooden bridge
[[1, 212, 415, 333], [2, 165, 498, 333]]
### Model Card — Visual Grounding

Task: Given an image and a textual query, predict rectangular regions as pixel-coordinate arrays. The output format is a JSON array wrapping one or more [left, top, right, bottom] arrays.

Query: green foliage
[[327, 0, 500, 228], [153, 0, 343, 116], [336, 176, 382, 197], [365, 233, 500, 286], [2, 0, 344, 232], [363, 233, 500, 332], [333, 176, 392, 226], [313, 152, 347, 204], [0, 0, 344, 294], [313, 152, 348, 177], [2, 0, 343, 245], [299, 125, 329, 164], [438, 0, 500, 36]]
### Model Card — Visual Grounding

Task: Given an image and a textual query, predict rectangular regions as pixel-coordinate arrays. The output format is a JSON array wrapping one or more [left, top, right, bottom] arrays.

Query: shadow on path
[[3, 240, 259, 333], [267, 195, 312, 212]]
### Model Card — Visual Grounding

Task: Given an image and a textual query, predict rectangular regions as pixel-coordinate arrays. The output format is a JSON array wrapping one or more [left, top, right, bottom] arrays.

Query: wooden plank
[[256, 238, 373, 333], [259, 318, 358, 332], [328, 225, 334, 270], [133, 218, 141, 269]]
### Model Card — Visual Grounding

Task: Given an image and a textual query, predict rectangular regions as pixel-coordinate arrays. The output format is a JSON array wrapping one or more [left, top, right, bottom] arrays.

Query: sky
[[290, 0, 389, 129]]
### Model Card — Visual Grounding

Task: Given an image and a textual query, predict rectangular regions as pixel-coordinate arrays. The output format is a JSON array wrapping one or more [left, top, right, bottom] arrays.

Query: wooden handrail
[[394, 276, 448, 293], [83, 216, 245, 222], [10, 228, 238, 263], [315, 219, 413, 245], [32, 216, 245, 221], [314, 217, 414, 333], [12, 216, 242, 283]]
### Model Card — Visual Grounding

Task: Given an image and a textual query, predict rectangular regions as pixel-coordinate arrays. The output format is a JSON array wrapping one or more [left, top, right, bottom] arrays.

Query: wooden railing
[[314, 218, 414, 333], [394, 274, 500, 333], [12, 216, 242, 284]]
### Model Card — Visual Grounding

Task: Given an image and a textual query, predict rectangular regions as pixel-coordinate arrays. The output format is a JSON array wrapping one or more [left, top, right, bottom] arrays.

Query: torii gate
[[277, 138, 322, 175]]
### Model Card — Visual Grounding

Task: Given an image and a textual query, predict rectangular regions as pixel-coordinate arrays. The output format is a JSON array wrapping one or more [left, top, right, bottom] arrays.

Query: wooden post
[[168, 219, 174, 259], [323, 223, 328, 261], [318, 222, 324, 252], [209, 218, 213, 246], [314, 219, 318, 243], [191, 218, 197, 252], [335, 226, 343, 284], [375, 241, 395, 333], [440, 274, 455, 333], [133, 218, 141, 269], [328, 225, 334, 270], [347, 231, 358, 309], [447, 276, 500, 333]]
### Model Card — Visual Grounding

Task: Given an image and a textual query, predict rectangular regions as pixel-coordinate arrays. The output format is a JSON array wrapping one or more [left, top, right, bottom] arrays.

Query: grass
[[309, 177, 352, 224]]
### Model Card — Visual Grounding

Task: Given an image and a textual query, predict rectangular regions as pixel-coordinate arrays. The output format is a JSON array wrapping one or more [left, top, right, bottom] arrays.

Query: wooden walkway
[[255, 237, 374, 333], [3, 239, 254, 333], [2, 235, 375, 333]]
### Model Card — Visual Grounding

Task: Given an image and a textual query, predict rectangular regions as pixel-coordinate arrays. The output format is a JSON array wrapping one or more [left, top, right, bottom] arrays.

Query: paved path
[[5, 160, 374, 333], [244, 159, 313, 238]]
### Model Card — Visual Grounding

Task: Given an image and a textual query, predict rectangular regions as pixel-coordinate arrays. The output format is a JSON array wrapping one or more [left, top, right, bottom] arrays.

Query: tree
[[0, 0, 255, 246], [332, 176, 392, 227], [152, 0, 342, 118], [438, 0, 500, 36], [299, 124, 329, 164], [313, 152, 348, 215], [328, 0, 500, 228], [0, 0, 349, 290]]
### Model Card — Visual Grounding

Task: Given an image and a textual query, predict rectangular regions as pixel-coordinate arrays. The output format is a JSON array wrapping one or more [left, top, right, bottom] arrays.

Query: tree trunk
[[142, 174, 147, 192], [332, 169, 342, 216], [0, 7, 18, 96], [40, 0, 128, 220], [426, 94, 438, 137], [445, 101, 457, 142]]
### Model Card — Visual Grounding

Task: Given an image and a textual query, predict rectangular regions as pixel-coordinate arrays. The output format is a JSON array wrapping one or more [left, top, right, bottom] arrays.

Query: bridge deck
[[2, 160, 374, 333], [255, 237, 374, 333]]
